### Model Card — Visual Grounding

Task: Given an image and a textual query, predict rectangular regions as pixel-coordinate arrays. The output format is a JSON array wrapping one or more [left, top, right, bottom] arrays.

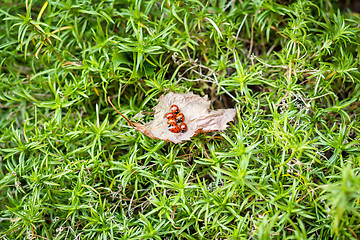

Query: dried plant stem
[[107, 96, 135, 128]]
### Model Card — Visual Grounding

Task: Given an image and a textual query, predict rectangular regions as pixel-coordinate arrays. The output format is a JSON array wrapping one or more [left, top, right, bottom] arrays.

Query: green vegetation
[[1, 0, 359, 239]]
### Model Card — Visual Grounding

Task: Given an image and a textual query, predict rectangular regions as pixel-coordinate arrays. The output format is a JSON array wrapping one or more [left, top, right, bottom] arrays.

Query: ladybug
[[170, 105, 179, 114], [165, 112, 176, 119], [179, 123, 187, 133], [167, 118, 177, 126], [176, 113, 185, 123], [168, 124, 180, 133]]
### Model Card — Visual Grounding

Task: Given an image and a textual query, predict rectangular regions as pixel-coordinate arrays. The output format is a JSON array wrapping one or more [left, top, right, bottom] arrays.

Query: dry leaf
[[108, 92, 236, 143]]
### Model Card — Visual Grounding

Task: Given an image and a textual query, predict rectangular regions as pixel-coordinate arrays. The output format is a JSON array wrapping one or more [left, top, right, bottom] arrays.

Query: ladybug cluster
[[166, 105, 187, 133]]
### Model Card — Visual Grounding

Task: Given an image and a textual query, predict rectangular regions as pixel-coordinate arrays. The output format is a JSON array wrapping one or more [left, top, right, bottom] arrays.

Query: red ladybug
[[176, 113, 185, 123], [165, 112, 175, 119], [168, 124, 180, 133], [179, 123, 187, 133], [167, 118, 177, 126], [170, 105, 179, 114]]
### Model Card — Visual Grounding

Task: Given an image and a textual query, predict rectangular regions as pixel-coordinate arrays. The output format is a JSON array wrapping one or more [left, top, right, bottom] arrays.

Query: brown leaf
[[109, 92, 236, 144]]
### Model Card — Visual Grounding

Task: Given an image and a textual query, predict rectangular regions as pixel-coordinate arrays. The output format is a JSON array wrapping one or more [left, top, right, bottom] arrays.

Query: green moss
[[0, 0, 359, 239]]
